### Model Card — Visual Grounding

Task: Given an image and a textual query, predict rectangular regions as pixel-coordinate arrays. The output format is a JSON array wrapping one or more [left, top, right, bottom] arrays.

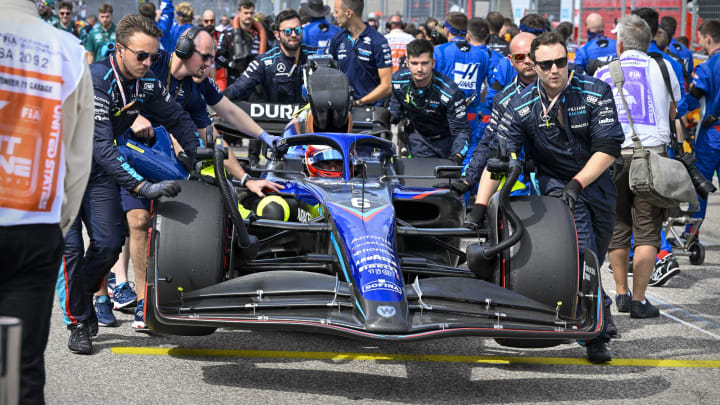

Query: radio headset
[[175, 26, 203, 59]]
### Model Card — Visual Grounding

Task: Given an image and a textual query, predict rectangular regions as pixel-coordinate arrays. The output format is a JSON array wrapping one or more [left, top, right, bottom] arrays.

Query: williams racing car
[[138, 63, 605, 348]]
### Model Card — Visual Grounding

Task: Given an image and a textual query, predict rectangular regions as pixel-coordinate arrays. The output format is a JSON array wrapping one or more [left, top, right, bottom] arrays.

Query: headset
[[175, 26, 203, 59], [385, 16, 405, 33]]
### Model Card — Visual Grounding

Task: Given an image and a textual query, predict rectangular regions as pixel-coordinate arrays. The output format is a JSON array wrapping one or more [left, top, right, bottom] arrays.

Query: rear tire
[[146, 180, 225, 336], [494, 196, 579, 349]]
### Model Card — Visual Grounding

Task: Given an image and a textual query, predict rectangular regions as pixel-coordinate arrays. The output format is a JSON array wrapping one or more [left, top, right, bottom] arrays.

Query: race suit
[[667, 38, 694, 76], [302, 17, 341, 51], [389, 69, 471, 159], [496, 73, 625, 343], [326, 23, 393, 105], [573, 33, 616, 75], [58, 55, 200, 327], [687, 48, 720, 226]]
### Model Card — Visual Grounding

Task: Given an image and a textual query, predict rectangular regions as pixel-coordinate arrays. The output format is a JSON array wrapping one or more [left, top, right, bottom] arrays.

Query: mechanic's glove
[[465, 203, 487, 229], [137, 180, 182, 200], [449, 153, 464, 166], [259, 131, 279, 147], [431, 178, 470, 194], [548, 178, 583, 213]]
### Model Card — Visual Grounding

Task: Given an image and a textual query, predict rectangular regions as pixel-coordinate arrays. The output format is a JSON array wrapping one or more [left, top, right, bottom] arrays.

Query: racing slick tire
[[146, 180, 225, 336], [494, 196, 579, 349]]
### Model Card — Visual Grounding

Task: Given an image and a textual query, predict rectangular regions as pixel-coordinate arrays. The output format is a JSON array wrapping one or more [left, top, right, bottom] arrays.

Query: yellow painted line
[[111, 347, 720, 368]]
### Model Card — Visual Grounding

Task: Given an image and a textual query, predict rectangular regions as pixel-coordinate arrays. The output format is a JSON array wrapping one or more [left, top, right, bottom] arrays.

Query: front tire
[[146, 180, 226, 336]]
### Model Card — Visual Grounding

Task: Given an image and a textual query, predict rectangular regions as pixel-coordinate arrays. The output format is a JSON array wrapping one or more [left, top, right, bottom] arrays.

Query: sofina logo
[[377, 306, 396, 317]]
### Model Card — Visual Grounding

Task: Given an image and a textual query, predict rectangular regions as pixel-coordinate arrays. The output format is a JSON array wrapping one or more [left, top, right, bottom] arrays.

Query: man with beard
[[226, 9, 317, 104], [37, 0, 59, 25], [123, 26, 284, 329], [201, 9, 227, 87]]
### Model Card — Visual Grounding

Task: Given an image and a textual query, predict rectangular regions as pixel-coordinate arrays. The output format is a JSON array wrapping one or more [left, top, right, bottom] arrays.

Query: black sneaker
[[648, 254, 680, 287], [606, 312, 618, 338], [586, 341, 612, 363], [615, 292, 632, 313], [68, 322, 93, 354], [630, 299, 660, 318]]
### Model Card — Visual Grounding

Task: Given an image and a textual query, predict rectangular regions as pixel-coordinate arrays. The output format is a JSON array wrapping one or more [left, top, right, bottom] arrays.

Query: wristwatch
[[239, 173, 250, 187]]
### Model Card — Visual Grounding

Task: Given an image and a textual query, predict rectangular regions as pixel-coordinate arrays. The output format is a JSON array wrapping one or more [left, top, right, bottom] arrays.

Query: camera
[[701, 113, 718, 129], [676, 152, 717, 200]]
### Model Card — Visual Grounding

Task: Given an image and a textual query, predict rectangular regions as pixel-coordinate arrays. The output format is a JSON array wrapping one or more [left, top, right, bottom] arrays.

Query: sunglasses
[[281, 27, 303, 36], [511, 53, 529, 62], [534, 57, 568, 71], [203, 19, 215, 23], [59, 11, 72, 16], [120, 44, 160, 63], [194, 49, 214, 62]]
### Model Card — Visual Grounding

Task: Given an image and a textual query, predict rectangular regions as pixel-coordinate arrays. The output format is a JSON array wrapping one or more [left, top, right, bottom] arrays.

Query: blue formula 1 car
[[143, 131, 605, 348]]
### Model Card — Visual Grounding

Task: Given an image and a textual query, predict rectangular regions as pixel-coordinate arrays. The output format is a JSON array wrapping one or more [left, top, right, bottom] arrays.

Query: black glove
[[432, 178, 471, 194], [465, 203, 487, 229], [137, 180, 182, 200], [449, 153, 464, 165], [548, 178, 582, 212]]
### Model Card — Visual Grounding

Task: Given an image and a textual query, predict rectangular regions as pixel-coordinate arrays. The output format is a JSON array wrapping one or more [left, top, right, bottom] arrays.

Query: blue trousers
[[57, 173, 125, 325], [691, 134, 720, 229]]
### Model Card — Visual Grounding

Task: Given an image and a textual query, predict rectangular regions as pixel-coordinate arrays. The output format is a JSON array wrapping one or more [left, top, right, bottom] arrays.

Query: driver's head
[[305, 146, 344, 177]]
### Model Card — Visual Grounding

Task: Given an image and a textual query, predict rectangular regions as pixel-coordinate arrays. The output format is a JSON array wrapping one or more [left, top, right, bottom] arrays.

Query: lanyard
[[166, 60, 183, 101], [538, 71, 574, 128], [109, 55, 139, 116], [405, 81, 433, 108]]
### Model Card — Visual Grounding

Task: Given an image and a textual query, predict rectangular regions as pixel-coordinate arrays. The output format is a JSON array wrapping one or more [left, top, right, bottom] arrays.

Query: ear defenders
[[175, 26, 203, 59]]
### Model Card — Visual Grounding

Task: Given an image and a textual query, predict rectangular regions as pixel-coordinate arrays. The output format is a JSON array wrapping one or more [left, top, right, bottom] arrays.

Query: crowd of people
[[2, 0, 720, 403]]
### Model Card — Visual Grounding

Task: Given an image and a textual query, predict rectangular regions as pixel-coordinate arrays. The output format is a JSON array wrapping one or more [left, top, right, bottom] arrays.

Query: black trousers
[[0, 224, 63, 405]]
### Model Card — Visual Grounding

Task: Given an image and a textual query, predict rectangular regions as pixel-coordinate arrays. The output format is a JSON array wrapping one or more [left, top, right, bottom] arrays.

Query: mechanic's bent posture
[[327, 0, 393, 106], [59, 14, 200, 355], [469, 32, 624, 363], [461, 32, 537, 193], [1, 1, 93, 402], [125, 26, 283, 330], [389, 39, 471, 162]]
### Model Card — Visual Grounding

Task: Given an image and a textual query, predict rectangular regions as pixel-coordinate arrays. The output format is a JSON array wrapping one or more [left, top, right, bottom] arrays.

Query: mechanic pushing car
[[389, 39, 471, 162], [468, 32, 624, 363], [123, 25, 283, 330], [59, 14, 202, 355], [459, 32, 538, 194]]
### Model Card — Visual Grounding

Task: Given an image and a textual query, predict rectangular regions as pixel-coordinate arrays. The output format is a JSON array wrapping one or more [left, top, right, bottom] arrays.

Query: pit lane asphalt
[[43, 170, 720, 404]]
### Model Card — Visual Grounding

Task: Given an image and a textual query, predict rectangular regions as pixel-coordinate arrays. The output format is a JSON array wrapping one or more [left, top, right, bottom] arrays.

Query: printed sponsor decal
[[377, 306, 396, 317]]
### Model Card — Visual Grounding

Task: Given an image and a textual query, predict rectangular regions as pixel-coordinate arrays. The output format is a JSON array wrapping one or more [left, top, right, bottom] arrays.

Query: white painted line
[[659, 311, 720, 340]]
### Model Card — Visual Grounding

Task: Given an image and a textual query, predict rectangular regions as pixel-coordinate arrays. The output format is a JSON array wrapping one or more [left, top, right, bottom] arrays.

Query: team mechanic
[[431, 14, 491, 166], [458, 32, 538, 194], [468, 32, 623, 363], [59, 14, 201, 355], [687, 20, 720, 236], [225, 10, 317, 117], [389, 39, 471, 161], [573, 13, 617, 75], [327, 0, 393, 107], [124, 26, 283, 329]]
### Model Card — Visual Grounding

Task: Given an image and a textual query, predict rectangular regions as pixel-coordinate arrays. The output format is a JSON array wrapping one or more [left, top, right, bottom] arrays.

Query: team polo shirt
[[84, 23, 116, 61], [327, 24, 392, 103], [149, 50, 224, 128]]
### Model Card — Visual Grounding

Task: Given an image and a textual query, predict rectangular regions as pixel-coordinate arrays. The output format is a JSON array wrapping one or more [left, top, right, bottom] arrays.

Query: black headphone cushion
[[175, 26, 201, 59]]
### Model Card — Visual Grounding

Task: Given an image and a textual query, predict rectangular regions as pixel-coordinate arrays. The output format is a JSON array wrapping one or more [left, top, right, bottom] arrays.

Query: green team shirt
[[84, 23, 116, 61]]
